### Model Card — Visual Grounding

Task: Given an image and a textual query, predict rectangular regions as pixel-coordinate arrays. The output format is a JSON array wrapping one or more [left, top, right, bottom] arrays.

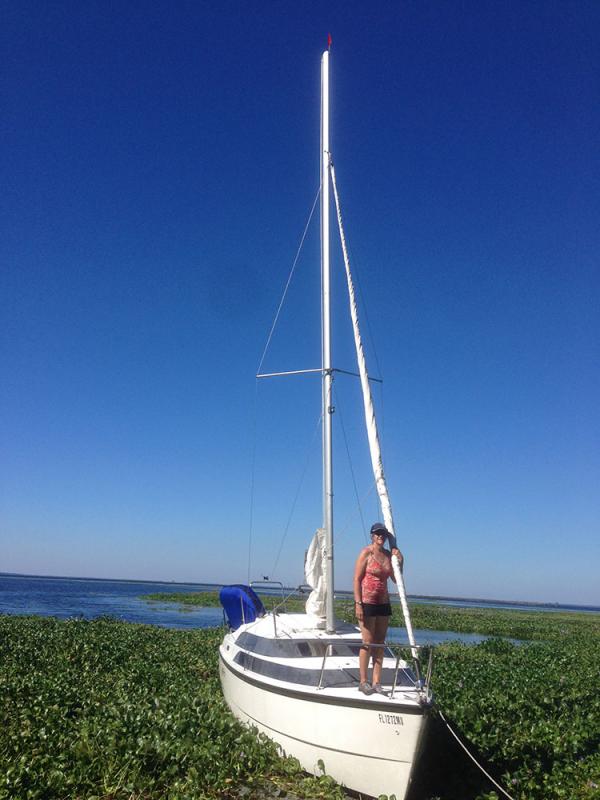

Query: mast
[[321, 48, 335, 633]]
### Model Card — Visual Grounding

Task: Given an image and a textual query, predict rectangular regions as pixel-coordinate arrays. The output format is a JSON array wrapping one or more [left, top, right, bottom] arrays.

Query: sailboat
[[219, 46, 432, 800]]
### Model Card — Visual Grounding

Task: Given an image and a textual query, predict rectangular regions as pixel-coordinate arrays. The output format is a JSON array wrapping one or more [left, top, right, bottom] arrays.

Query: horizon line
[[1, 571, 598, 611]]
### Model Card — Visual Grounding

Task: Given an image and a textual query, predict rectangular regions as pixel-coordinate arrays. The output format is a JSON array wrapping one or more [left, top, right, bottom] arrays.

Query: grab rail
[[315, 639, 433, 702], [250, 580, 285, 600]]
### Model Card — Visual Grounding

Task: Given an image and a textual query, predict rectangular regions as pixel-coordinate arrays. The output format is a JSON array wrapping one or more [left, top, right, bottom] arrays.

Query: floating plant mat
[[1, 612, 598, 799], [0, 615, 348, 800], [143, 590, 600, 642]]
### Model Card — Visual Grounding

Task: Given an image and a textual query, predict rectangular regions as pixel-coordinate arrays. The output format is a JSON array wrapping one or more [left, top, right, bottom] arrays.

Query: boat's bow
[[219, 610, 431, 799]]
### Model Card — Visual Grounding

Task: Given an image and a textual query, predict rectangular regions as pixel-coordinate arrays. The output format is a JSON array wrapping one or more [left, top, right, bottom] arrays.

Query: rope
[[256, 187, 320, 376], [437, 709, 516, 800]]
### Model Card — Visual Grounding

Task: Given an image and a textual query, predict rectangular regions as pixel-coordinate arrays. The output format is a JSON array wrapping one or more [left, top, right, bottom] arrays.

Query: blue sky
[[2, 2, 599, 605]]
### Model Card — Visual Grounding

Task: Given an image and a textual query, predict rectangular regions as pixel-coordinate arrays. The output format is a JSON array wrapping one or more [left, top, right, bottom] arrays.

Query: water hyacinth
[[0, 615, 346, 800], [145, 593, 600, 799], [1, 607, 599, 799]]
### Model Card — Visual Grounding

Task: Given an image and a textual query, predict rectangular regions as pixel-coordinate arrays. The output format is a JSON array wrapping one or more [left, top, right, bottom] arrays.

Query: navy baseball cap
[[370, 522, 389, 536]]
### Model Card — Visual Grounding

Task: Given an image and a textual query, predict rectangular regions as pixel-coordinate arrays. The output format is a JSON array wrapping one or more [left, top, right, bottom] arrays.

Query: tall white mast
[[321, 48, 335, 634]]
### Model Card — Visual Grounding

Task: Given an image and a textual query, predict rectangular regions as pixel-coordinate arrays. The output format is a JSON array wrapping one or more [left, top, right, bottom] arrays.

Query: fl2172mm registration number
[[378, 713, 404, 725]]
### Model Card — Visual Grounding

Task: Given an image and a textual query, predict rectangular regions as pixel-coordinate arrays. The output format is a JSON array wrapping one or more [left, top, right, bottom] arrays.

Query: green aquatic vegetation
[[144, 591, 311, 614], [145, 591, 224, 607], [402, 603, 600, 643], [143, 589, 600, 644], [0, 609, 600, 800], [431, 635, 600, 799], [0, 615, 347, 800], [22, 602, 599, 800]]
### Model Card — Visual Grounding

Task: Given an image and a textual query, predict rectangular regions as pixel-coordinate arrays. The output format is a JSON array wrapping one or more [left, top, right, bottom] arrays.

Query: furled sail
[[304, 527, 327, 623], [330, 161, 418, 658]]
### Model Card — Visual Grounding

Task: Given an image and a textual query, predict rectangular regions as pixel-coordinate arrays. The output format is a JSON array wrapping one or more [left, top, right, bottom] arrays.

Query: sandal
[[358, 681, 374, 695]]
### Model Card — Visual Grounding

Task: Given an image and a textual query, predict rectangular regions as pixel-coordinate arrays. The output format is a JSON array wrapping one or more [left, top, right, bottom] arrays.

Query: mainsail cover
[[330, 161, 418, 658], [305, 527, 327, 620]]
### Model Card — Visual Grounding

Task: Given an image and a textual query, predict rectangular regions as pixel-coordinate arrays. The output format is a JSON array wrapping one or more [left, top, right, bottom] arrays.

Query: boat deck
[[221, 612, 428, 709]]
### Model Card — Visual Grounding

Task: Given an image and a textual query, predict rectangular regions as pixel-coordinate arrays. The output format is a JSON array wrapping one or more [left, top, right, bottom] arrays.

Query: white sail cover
[[330, 162, 418, 657], [304, 527, 327, 621]]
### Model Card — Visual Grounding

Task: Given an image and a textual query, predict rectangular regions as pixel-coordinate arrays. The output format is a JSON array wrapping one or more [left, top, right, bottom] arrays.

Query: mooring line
[[437, 709, 516, 800]]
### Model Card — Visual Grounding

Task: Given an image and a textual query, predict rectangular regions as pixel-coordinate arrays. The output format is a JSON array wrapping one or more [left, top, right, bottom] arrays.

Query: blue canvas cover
[[220, 584, 266, 630]]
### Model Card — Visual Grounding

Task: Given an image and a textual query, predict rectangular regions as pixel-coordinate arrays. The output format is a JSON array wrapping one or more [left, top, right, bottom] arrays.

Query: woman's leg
[[359, 617, 376, 683], [371, 616, 390, 685]]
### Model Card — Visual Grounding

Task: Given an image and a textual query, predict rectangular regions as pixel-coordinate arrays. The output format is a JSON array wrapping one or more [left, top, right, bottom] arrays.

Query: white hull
[[219, 614, 429, 799]]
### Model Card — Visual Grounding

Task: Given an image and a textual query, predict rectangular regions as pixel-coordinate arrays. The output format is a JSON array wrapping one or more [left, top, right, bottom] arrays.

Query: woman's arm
[[353, 548, 369, 622], [387, 547, 403, 583]]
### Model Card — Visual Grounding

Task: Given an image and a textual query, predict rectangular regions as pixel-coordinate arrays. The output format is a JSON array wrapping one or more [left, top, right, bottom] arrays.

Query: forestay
[[330, 161, 418, 658]]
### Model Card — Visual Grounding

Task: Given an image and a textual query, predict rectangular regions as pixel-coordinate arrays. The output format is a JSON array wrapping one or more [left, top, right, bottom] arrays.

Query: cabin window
[[236, 632, 394, 660], [233, 651, 417, 689]]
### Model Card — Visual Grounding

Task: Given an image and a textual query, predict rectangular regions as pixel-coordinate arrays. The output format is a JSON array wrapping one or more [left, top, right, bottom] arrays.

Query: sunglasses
[[372, 531, 387, 537]]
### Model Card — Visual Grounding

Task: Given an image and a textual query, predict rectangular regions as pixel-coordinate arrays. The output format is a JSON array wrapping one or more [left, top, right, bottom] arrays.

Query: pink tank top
[[361, 550, 393, 604]]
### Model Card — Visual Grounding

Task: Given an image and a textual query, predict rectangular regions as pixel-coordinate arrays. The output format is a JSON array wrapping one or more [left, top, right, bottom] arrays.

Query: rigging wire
[[247, 380, 260, 584], [332, 383, 369, 545], [332, 156, 419, 659], [329, 157, 388, 462], [248, 187, 320, 582], [256, 187, 321, 376], [336, 479, 379, 543], [330, 159, 384, 381], [269, 410, 323, 579]]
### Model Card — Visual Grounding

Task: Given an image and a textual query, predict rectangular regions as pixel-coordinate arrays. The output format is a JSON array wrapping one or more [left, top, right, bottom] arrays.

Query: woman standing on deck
[[353, 522, 403, 695]]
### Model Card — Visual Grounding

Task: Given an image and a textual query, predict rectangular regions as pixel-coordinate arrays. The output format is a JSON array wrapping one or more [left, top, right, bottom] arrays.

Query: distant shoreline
[[2, 571, 598, 612], [405, 593, 563, 609]]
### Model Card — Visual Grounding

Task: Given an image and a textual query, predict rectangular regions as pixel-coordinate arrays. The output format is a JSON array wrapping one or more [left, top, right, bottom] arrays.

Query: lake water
[[1, 573, 596, 645], [0, 573, 224, 629]]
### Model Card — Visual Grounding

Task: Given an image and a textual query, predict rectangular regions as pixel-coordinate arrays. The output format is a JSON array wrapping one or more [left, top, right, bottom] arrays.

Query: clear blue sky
[[2, 2, 599, 605]]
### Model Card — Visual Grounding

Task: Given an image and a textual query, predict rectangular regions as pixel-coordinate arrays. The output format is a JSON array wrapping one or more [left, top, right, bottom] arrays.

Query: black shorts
[[362, 602, 392, 618]]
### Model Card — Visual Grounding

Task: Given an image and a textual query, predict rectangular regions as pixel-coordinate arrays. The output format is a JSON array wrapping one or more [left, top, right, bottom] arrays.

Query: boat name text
[[378, 713, 404, 726]]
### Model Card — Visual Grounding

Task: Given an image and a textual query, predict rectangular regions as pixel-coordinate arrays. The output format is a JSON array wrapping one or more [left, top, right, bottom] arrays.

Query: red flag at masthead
[[327, 33, 332, 50]]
